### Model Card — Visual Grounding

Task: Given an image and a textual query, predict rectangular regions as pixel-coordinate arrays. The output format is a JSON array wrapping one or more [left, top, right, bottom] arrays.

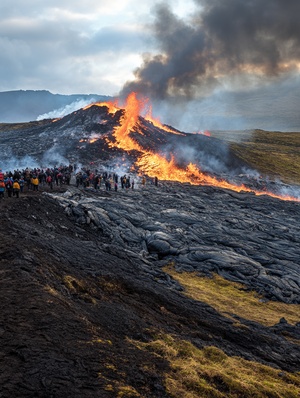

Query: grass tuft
[[164, 265, 300, 327], [62, 275, 97, 304], [131, 334, 300, 398]]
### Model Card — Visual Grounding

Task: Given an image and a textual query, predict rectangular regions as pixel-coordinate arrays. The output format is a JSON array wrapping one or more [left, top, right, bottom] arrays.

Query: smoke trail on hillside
[[37, 98, 96, 120], [0, 155, 39, 172], [121, 0, 300, 101], [41, 145, 69, 167]]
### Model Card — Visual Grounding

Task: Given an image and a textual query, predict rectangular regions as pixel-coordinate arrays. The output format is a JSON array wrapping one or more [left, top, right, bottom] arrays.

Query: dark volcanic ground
[[0, 180, 299, 397]]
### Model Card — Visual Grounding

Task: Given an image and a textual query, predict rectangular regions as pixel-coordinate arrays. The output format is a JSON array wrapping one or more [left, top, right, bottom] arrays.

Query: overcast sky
[[1, 0, 300, 131], [0, 0, 196, 95]]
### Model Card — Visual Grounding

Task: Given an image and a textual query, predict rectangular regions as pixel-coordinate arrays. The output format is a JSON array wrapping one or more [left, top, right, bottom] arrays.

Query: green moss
[[211, 130, 300, 185]]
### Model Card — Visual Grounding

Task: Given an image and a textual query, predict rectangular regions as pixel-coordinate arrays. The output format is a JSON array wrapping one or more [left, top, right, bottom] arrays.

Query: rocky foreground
[[0, 181, 299, 397]]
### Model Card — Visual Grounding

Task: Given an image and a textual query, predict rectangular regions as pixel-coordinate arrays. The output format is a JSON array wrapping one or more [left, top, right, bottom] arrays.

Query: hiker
[[76, 172, 82, 188], [38, 170, 46, 185], [46, 175, 53, 189], [19, 176, 25, 193], [13, 180, 20, 198], [121, 176, 125, 189], [57, 172, 63, 186], [54, 169, 59, 186], [0, 180, 5, 199], [154, 176, 158, 186], [24, 169, 31, 189], [13, 170, 21, 181], [65, 172, 71, 185], [31, 175, 39, 191], [5, 178, 13, 197]]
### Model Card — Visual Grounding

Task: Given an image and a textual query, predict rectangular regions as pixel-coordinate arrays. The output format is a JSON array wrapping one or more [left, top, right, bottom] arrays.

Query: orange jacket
[[13, 181, 20, 190]]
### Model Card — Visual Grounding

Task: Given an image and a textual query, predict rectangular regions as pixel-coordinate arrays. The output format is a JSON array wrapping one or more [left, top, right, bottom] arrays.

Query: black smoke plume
[[121, 0, 300, 101]]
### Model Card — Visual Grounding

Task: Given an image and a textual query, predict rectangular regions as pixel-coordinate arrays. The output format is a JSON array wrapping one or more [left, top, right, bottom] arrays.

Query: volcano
[[0, 92, 299, 202], [0, 93, 242, 171]]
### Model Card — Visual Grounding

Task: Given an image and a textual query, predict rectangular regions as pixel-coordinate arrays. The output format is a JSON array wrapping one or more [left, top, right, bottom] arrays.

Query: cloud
[[1, 0, 300, 131], [0, 0, 152, 94]]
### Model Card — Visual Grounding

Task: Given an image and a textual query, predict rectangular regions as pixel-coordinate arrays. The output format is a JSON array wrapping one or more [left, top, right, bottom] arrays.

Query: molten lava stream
[[83, 101, 119, 114], [137, 153, 248, 190], [138, 157, 299, 201], [136, 153, 193, 182], [108, 92, 144, 152], [144, 106, 185, 136]]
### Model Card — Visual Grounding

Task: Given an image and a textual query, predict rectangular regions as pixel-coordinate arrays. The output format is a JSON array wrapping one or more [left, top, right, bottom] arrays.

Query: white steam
[[0, 146, 71, 172], [41, 145, 69, 167], [36, 98, 96, 121], [273, 179, 300, 201], [0, 155, 40, 172]]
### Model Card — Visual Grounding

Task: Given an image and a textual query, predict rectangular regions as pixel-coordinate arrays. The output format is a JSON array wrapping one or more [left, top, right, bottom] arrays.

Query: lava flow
[[144, 105, 185, 136], [92, 93, 299, 202]]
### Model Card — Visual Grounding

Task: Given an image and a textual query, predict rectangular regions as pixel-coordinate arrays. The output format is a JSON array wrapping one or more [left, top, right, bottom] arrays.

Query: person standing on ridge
[[13, 180, 20, 198], [31, 175, 39, 191], [0, 179, 5, 199], [5, 178, 13, 197]]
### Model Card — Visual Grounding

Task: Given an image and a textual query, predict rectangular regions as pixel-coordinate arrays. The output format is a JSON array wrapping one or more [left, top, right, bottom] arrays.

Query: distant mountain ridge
[[0, 90, 112, 123]]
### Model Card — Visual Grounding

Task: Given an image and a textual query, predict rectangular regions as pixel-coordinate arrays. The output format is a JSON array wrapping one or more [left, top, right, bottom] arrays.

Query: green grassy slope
[[211, 130, 300, 185]]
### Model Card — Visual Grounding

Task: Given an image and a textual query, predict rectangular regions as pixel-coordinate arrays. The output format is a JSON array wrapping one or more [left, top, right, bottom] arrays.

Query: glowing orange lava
[[90, 92, 299, 202], [109, 92, 144, 151], [83, 100, 119, 114], [145, 105, 184, 135]]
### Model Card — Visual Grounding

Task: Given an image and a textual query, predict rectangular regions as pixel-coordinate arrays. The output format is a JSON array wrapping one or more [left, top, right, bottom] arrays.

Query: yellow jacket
[[31, 177, 39, 185], [13, 181, 20, 190]]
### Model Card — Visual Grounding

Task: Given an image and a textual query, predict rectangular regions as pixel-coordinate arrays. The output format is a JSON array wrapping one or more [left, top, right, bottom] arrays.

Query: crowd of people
[[0, 164, 159, 199], [0, 164, 73, 199]]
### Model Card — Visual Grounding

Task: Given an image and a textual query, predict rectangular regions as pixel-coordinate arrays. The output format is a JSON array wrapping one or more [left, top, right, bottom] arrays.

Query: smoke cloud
[[41, 145, 69, 167], [37, 98, 96, 121], [0, 154, 39, 173], [121, 0, 300, 101]]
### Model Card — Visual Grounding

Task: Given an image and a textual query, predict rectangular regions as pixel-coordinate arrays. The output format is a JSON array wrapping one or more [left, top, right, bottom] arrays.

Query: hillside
[[0, 181, 299, 397], [0, 98, 299, 397], [210, 130, 300, 185], [0, 90, 111, 123]]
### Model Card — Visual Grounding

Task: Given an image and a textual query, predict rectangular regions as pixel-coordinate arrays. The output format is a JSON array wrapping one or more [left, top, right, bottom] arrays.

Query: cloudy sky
[[1, 0, 300, 130], [0, 0, 196, 95]]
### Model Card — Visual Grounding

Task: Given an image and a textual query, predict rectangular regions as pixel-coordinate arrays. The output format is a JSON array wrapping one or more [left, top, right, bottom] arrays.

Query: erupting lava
[[144, 106, 185, 136], [91, 93, 298, 202], [108, 92, 143, 152], [84, 101, 119, 115]]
